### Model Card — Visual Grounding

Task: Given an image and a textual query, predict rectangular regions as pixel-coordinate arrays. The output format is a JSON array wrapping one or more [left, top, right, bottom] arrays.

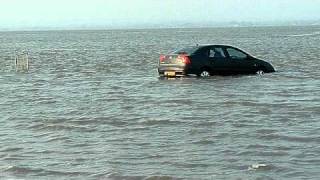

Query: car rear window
[[171, 46, 198, 55]]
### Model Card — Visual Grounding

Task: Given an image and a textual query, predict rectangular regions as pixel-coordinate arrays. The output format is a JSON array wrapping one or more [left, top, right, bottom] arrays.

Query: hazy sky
[[1, 0, 320, 29]]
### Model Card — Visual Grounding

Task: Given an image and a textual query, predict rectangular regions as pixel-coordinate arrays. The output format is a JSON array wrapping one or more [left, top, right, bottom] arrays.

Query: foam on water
[[285, 31, 320, 37]]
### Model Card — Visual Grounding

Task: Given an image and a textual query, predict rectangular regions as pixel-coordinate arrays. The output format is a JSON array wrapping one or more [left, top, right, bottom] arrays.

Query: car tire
[[199, 70, 211, 77], [256, 67, 266, 75]]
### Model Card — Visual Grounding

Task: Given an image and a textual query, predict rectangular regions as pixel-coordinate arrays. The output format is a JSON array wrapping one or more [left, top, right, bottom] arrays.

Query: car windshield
[[171, 46, 198, 55]]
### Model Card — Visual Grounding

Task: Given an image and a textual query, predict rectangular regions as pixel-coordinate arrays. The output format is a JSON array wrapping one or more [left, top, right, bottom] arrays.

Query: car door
[[225, 47, 256, 74], [207, 47, 230, 75]]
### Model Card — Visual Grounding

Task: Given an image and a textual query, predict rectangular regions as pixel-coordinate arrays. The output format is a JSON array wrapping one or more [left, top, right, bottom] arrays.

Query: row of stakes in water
[[15, 53, 29, 72]]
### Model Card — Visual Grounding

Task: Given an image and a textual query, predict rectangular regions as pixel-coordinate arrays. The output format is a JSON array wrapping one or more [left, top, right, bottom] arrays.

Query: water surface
[[0, 26, 320, 180]]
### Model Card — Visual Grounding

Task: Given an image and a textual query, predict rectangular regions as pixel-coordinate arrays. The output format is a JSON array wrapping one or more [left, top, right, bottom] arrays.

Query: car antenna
[[191, 36, 199, 46]]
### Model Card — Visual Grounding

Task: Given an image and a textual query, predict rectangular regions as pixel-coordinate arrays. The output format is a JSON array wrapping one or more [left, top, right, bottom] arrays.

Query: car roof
[[196, 44, 235, 48], [174, 44, 242, 55]]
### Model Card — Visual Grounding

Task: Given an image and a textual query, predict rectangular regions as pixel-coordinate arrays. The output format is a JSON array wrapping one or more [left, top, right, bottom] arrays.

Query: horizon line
[[1, 20, 320, 32]]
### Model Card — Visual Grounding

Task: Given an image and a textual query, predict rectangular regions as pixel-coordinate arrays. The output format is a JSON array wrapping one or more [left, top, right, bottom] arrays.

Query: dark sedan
[[158, 45, 275, 77]]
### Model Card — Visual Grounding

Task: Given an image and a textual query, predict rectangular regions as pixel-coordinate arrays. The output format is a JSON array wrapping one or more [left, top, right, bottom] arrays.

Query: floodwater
[[0, 26, 320, 180]]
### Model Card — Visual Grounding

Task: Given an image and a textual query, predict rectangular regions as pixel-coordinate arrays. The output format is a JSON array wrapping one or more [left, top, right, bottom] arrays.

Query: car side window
[[209, 48, 226, 58], [226, 48, 247, 60]]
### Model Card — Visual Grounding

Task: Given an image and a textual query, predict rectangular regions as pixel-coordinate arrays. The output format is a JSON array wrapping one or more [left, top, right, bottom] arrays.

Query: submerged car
[[158, 45, 275, 77]]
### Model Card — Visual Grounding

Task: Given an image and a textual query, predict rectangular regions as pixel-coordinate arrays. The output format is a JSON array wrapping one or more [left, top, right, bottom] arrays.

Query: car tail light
[[159, 55, 166, 62], [178, 55, 191, 64]]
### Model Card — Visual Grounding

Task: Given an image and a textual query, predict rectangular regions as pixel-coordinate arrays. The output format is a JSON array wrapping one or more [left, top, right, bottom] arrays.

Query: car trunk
[[158, 54, 191, 77], [160, 54, 181, 65], [159, 54, 190, 65]]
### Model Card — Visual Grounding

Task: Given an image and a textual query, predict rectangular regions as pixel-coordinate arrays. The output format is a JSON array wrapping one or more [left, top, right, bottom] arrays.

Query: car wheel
[[256, 69, 265, 75], [200, 70, 211, 77]]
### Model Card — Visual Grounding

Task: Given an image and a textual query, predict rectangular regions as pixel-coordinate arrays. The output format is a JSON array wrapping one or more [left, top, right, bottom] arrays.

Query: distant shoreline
[[1, 23, 319, 32]]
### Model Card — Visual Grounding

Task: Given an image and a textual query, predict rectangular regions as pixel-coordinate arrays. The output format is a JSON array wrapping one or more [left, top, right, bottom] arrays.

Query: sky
[[0, 0, 320, 29]]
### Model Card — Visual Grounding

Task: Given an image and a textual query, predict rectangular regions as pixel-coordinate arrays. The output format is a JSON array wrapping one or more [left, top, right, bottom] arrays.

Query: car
[[158, 45, 275, 77]]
